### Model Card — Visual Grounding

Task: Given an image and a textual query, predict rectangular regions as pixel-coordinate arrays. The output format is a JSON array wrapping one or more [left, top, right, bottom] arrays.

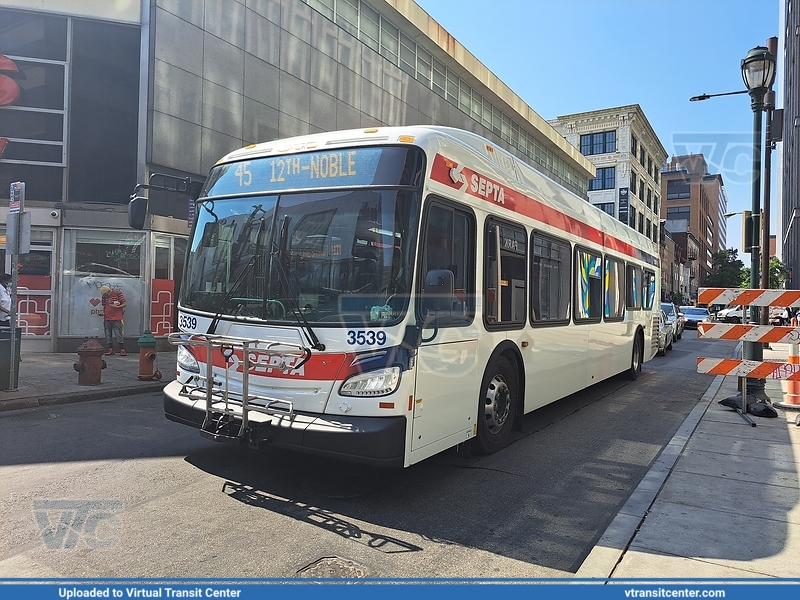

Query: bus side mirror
[[423, 269, 454, 314], [200, 221, 219, 247], [128, 195, 148, 230]]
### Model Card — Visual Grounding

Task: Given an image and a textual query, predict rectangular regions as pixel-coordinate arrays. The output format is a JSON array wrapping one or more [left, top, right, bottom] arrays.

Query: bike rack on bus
[[168, 332, 312, 445]]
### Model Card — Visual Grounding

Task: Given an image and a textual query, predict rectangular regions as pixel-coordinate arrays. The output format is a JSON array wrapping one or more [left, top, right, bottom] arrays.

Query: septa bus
[[131, 126, 659, 468]]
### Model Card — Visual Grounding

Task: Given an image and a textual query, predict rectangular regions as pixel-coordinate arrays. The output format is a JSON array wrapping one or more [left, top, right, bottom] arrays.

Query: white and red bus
[[157, 126, 659, 468]]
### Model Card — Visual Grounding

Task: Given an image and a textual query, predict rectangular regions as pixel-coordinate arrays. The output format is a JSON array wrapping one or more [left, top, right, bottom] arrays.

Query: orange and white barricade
[[697, 288, 800, 409]]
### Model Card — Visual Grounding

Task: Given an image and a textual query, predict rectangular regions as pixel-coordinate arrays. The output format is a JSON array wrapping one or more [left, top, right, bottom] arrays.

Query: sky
[[415, 0, 781, 264]]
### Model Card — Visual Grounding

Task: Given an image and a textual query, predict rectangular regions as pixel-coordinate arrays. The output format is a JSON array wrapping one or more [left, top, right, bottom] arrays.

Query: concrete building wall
[[0, 0, 598, 351], [0, 0, 141, 23], [779, 0, 800, 288], [147, 0, 594, 200]]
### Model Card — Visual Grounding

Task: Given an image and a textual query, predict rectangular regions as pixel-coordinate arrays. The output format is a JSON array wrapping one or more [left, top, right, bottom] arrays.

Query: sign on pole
[[6, 181, 26, 390]]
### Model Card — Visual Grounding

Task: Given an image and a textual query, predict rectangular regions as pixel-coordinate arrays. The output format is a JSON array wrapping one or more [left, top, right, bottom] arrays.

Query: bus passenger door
[[411, 199, 479, 456]]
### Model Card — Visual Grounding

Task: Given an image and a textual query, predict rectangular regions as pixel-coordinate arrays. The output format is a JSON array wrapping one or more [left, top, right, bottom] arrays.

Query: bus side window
[[604, 257, 625, 320], [626, 264, 642, 309], [642, 269, 656, 310], [484, 219, 526, 327], [530, 232, 571, 324], [575, 248, 603, 321], [420, 199, 475, 325]]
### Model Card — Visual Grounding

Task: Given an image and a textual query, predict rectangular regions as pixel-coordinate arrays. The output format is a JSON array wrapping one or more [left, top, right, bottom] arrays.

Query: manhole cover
[[297, 556, 371, 578]]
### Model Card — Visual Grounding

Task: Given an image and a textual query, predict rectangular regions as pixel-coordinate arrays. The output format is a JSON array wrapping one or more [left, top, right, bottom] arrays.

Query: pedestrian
[[99, 285, 127, 355], [0, 273, 11, 327]]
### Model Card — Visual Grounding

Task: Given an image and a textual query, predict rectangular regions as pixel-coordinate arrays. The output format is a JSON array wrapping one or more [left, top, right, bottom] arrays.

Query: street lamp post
[[691, 45, 777, 405], [741, 45, 776, 401]]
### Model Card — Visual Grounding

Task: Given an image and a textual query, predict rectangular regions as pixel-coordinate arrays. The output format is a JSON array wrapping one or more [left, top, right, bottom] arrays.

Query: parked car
[[680, 306, 711, 329], [661, 302, 683, 340], [769, 307, 791, 326], [656, 309, 674, 356], [715, 304, 750, 323]]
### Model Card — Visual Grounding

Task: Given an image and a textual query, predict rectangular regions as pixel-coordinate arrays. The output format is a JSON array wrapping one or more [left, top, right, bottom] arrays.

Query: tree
[[769, 256, 790, 289], [740, 257, 790, 289], [705, 249, 746, 288]]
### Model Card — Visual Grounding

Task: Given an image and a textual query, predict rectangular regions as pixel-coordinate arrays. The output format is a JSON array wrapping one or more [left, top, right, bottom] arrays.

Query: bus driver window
[[421, 201, 475, 323]]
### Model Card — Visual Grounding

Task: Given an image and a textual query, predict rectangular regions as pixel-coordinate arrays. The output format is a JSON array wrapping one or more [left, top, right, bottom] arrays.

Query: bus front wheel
[[475, 357, 517, 454], [626, 334, 643, 380]]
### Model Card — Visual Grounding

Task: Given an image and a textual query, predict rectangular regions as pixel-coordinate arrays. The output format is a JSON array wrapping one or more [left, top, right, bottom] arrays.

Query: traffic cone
[[775, 343, 800, 409]]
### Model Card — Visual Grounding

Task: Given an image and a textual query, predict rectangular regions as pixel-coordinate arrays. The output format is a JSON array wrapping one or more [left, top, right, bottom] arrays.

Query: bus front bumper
[[163, 380, 406, 468]]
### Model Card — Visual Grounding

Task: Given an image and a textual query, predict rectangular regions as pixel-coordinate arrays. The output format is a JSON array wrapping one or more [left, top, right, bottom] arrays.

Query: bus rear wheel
[[475, 357, 517, 454]]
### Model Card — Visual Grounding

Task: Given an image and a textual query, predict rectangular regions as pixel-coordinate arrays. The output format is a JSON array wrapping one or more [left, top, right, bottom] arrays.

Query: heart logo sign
[[89, 298, 101, 307]]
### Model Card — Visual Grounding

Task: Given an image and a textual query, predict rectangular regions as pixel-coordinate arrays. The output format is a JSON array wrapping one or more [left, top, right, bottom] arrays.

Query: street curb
[[573, 342, 747, 580], [0, 382, 168, 413], [572, 373, 725, 580]]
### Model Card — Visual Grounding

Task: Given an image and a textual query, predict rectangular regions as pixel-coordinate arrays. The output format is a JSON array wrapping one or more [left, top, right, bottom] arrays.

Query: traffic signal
[[742, 210, 760, 251]]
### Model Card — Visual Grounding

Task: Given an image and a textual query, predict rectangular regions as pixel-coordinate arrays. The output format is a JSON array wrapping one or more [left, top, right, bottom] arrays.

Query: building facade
[[660, 154, 727, 291], [659, 228, 680, 303], [779, 0, 800, 288], [549, 105, 667, 249], [0, 0, 594, 352], [667, 231, 701, 302]]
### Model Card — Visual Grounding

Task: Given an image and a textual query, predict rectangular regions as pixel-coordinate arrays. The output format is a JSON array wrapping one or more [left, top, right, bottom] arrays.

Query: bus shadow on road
[[221, 480, 422, 554]]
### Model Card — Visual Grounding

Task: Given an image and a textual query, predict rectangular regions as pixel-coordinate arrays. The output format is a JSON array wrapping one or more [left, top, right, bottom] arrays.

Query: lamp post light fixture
[[741, 45, 777, 402]]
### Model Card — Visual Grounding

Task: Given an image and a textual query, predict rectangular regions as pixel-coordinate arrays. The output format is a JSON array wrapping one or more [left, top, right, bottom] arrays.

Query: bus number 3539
[[347, 330, 387, 346]]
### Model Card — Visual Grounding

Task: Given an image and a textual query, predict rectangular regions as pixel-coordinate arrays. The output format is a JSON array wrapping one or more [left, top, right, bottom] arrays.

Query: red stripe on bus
[[191, 345, 350, 380], [430, 154, 653, 264]]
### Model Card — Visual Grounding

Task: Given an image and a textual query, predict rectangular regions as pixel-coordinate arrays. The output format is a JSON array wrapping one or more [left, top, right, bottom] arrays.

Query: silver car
[[661, 302, 683, 340], [656, 309, 674, 356], [680, 305, 711, 329]]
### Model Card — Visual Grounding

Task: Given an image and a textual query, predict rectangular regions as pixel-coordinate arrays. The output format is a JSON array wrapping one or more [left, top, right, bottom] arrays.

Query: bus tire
[[475, 356, 517, 454], [626, 334, 643, 380]]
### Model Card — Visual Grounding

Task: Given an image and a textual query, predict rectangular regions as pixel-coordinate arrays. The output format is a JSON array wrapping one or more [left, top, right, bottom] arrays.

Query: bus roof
[[218, 126, 657, 266]]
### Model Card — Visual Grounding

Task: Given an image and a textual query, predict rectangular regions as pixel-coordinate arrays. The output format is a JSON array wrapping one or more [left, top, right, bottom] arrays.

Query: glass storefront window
[[60, 229, 145, 338], [151, 234, 187, 336], [1, 227, 55, 337]]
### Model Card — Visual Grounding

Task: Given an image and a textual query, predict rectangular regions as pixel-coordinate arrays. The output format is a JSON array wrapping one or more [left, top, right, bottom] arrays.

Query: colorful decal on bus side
[[578, 252, 602, 319]]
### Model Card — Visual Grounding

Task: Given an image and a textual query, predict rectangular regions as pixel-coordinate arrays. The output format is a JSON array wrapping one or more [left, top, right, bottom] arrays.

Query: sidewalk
[[2, 343, 799, 579], [0, 347, 176, 411], [577, 342, 800, 579]]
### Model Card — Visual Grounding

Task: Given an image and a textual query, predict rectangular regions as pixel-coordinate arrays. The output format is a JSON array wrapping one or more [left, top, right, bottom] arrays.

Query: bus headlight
[[339, 367, 401, 397], [177, 345, 201, 374]]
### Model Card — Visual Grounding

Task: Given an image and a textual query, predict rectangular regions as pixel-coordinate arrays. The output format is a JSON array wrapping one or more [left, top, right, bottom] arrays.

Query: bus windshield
[[180, 188, 419, 326]]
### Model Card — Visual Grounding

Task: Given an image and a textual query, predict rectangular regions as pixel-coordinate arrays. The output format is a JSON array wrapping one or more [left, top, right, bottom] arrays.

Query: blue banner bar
[[1, 582, 800, 600]]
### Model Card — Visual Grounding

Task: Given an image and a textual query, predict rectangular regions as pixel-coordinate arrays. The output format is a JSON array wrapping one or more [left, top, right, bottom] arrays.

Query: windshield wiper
[[272, 216, 326, 351], [206, 214, 266, 335], [206, 255, 257, 335]]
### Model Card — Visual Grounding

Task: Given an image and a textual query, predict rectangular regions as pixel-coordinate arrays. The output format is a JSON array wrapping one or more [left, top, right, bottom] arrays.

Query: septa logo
[[444, 158, 467, 190]]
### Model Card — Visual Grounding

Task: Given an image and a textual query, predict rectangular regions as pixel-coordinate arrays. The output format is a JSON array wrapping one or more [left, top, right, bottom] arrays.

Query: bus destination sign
[[206, 146, 394, 197]]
